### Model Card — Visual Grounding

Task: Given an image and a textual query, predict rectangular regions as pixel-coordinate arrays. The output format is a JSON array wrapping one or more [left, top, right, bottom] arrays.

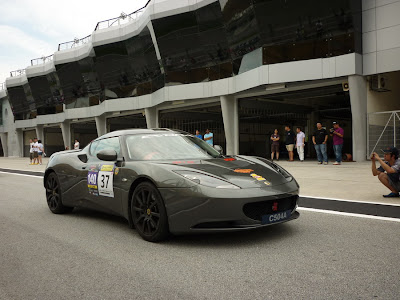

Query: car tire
[[131, 182, 169, 242], [45, 172, 74, 214]]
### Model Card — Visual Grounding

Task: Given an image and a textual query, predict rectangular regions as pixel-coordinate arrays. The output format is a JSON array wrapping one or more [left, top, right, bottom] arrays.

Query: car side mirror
[[97, 149, 118, 161], [214, 145, 223, 154]]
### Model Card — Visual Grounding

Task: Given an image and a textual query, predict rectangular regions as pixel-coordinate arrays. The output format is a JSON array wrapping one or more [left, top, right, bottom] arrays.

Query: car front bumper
[[159, 179, 299, 234]]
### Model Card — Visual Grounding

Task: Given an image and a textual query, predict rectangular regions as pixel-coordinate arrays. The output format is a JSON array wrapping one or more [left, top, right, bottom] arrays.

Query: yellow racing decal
[[101, 165, 114, 172]]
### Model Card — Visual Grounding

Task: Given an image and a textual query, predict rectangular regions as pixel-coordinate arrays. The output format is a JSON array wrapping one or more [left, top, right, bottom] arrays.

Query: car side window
[[90, 137, 121, 158]]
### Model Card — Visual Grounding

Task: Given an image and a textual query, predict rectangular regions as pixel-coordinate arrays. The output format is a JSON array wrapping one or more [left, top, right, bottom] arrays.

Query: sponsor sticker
[[234, 169, 254, 174], [224, 158, 236, 161], [114, 167, 120, 175], [250, 173, 266, 181], [101, 165, 114, 172], [87, 164, 115, 197]]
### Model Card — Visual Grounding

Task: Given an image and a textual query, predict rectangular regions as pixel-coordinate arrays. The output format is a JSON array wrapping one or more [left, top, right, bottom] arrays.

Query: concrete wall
[[363, 0, 400, 75], [367, 71, 400, 113]]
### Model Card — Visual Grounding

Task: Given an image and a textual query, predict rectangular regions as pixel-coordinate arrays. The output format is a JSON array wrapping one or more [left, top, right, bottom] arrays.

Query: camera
[[329, 128, 335, 133]]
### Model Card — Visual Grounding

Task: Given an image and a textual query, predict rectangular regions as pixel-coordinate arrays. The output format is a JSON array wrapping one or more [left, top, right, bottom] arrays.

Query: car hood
[[157, 156, 290, 188]]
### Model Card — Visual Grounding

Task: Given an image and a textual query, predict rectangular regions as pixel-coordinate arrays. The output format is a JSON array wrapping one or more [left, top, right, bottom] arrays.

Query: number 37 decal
[[98, 171, 114, 197]]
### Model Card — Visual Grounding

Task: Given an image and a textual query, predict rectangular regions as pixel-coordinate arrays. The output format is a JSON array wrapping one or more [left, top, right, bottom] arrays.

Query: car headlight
[[174, 170, 240, 189]]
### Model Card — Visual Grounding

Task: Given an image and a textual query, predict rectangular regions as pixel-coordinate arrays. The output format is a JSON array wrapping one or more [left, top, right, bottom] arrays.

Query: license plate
[[262, 210, 291, 225]]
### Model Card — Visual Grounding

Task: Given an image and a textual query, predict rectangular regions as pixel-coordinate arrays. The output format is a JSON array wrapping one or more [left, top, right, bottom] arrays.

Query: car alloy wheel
[[131, 182, 169, 242], [45, 173, 73, 214]]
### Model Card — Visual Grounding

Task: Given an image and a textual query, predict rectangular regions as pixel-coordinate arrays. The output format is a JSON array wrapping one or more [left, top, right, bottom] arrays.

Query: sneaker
[[324, 162, 328, 165], [318, 162, 322, 164], [333, 162, 341, 165], [383, 192, 400, 198]]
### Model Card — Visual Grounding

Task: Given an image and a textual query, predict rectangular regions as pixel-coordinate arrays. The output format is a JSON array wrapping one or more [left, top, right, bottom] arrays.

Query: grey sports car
[[44, 129, 299, 242]]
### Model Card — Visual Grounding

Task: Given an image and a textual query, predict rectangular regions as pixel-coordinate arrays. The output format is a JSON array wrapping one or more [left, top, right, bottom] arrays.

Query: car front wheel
[[131, 182, 169, 242], [45, 172, 73, 214]]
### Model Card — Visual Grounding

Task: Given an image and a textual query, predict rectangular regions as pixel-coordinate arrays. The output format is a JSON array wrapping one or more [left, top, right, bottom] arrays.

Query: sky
[[0, 0, 149, 85]]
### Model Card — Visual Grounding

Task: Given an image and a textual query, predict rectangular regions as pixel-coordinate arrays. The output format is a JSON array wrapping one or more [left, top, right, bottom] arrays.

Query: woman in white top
[[74, 139, 80, 150]]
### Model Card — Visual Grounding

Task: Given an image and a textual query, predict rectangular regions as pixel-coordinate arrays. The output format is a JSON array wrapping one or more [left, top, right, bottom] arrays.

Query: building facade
[[1, 0, 400, 160]]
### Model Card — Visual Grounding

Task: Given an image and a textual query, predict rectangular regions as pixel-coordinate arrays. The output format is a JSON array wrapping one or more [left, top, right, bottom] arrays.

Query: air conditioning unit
[[370, 74, 390, 92]]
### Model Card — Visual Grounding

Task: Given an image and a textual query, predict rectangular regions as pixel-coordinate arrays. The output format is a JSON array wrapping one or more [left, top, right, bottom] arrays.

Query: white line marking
[[300, 194, 400, 207], [297, 207, 400, 222], [0, 171, 42, 179]]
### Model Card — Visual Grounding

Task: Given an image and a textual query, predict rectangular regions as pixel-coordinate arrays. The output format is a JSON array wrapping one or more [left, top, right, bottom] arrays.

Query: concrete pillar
[[145, 107, 158, 129], [15, 129, 23, 157], [0, 133, 8, 157], [60, 121, 71, 150], [349, 75, 367, 161], [95, 115, 107, 137], [36, 125, 44, 144], [220, 95, 239, 155]]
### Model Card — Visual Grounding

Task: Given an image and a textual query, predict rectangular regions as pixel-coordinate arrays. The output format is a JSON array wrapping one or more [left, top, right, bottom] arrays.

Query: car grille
[[243, 195, 298, 221]]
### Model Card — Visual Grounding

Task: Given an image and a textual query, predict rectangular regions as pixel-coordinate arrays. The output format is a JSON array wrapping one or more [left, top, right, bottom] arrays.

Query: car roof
[[97, 128, 190, 140]]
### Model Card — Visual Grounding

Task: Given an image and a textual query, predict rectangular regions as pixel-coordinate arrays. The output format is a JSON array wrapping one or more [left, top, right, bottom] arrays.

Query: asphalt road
[[1, 172, 400, 300]]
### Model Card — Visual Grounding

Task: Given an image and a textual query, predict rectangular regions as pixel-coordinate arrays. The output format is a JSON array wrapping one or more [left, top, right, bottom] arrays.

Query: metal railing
[[31, 54, 54, 66], [94, 0, 151, 31], [58, 35, 92, 51], [10, 69, 26, 77], [368, 111, 400, 157]]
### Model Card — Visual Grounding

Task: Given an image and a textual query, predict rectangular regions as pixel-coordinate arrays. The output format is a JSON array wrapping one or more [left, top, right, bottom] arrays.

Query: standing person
[[29, 139, 34, 165], [295, 127, 305, 162], [74, 139, 80, 150], [204, 129, 213, 146], [371, 147, 400, 197], [312, 122, 328, 165], [195, 130, 203, 140], [270, 129, 280, 161], [284, 125, 295, 161], [37, 140, 44, 165], [32, 138, 39, 165], [330, 121, 344, 165]]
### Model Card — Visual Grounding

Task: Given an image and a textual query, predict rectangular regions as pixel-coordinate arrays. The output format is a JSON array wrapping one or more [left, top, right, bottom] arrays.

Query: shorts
[[33, 152, 38, 158], [38, 152, 43, 156], [30, 153, 34, 160], [388, 177, 400, 192], [271, 144, 279, 152], [286, 144, 294, 152]]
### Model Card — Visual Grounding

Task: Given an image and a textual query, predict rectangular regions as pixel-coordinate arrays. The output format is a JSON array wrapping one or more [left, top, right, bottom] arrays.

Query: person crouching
[[371, 147, 400, 198]]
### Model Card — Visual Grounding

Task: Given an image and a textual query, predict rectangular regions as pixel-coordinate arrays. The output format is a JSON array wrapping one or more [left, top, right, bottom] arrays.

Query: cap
[[332, 121, 338, 125], [383, 146, 399, 157]]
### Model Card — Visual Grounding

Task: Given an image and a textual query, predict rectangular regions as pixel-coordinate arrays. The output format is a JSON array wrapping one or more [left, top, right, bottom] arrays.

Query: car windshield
[[126, 133, 221, 161]]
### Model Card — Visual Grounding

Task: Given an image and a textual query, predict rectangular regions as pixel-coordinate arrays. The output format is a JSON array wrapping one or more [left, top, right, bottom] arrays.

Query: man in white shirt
[[29, 139, 34, 165], [296, 127, 305, 162], [74, 139, 80, 150]]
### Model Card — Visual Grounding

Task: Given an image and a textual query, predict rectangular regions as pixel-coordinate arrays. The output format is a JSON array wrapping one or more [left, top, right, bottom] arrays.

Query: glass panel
[[55, 61, 86, 108], [93, 26, 162, 99], [154, 2, 232, 84], [219, 0, 262, 74], [125, 134, 220, 161], [28, 75, 64, 115], [7, 86, 33, 120], [238, 48, 263, 74], [92, 137, 121, 157]]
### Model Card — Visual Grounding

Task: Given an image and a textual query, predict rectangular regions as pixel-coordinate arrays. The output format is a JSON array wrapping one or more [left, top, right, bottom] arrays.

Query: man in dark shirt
[[371, 147, 400, 197], [312, 122, 328, 164], [285, 125, 295, 161]]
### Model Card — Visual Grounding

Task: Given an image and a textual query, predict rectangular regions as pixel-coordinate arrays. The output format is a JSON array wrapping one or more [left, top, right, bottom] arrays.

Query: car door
[[84, 136, 124, 216]]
